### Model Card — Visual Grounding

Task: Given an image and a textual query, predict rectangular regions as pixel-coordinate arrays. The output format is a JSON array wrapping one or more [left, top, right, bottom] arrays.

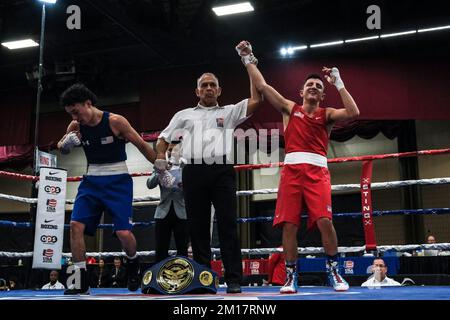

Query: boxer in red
[[236, 41, 360, 293]]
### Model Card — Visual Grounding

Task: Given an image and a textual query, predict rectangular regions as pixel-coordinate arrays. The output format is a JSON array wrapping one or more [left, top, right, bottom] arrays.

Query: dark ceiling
[[0, 0, 449, 95]]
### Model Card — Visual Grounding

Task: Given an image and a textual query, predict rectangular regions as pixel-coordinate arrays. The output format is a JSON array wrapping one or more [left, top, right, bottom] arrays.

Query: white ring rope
[[238, 177, 450, 195], [0, 193, 37, 204], [2, 243, 450, 258], [2, 177, 450, 204]]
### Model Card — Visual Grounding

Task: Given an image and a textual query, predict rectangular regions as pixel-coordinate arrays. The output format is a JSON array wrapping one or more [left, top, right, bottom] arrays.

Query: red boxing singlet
[[284, 104, 329, 156]]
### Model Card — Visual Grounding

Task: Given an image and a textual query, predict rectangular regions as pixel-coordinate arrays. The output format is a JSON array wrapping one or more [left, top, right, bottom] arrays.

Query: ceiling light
[[1, 39, 39, 50], [380, 30, 417, 38], [212, 2, 254, 16], [37, 0, 57, 4], [418, 25, 450, 33], [292, 45, 308, 50], [310, 40, 344, 48], [345, 35, 379, 43]]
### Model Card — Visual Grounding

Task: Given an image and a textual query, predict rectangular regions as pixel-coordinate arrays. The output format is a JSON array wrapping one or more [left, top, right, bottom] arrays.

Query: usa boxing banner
[[360, 160, 377, 251], [34, 149, 57, 173], [32, 167, 67, 269]]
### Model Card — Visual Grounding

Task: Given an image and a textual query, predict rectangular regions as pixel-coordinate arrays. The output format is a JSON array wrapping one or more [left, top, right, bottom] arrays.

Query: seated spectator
[[424, 234, 440, 256], [8, 276, 23, 290], [91, 258, 110, 288], [361, 258, 401, 287], [110, 256, 127, 288], [42, 270, 65, 290], [427, 235, 436, 244]]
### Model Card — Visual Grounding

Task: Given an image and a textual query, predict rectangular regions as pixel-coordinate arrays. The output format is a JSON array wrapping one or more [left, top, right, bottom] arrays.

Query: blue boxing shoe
[[326, 260, 349, 291]]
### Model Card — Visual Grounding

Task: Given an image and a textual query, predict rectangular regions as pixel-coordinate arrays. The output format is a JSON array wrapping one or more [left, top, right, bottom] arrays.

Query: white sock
[[74, 261, 86, 269], [126, 253, 138, 260]]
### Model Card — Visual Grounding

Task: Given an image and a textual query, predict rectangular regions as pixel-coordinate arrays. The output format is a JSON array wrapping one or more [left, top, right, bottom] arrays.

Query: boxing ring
[[1, 148, 450, 300]]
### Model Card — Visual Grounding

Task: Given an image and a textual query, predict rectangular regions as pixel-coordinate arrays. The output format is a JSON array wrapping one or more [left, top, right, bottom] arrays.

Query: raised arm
[[245, 68, 263, 116], [57, 121, 81, 154], [322, 67, 360, 123], [109, 114, 156, 163], [236, 40, 295, 116]]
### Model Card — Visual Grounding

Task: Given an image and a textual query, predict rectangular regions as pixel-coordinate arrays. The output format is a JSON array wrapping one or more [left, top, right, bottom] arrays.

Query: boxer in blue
[[57, 83, 156, 294]]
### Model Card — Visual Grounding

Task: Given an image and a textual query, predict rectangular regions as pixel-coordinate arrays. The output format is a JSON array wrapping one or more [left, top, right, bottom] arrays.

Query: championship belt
[[141, 256, 218, 294]]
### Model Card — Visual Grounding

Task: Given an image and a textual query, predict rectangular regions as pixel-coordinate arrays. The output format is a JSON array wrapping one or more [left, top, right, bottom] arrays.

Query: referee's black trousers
[[182, 162, 243, 284]]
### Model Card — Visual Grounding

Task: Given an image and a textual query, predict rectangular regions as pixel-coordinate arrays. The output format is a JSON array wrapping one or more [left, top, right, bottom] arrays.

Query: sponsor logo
[[40, 235, 58, 244], [41, 224, 58, 230], [250, 261, 261, 275], [49, 171, 59, 176], [47, 199, 57, 212], [47, 199, 57, 207], [42, 249, 54, 263], [45, 176, 62, 182], [327, 205, 332, 213], [344, 260, 354, 274], [44, 219, 55, 223], [44, 185, 61, 195], [344, 261, 354, 268]]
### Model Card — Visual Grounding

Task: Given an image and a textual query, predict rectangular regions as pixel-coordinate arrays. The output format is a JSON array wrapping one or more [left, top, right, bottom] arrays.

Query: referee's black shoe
[[226, 282, 241, 294]]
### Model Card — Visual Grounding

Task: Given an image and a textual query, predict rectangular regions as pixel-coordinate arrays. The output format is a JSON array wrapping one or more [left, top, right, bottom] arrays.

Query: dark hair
[[60, 83, 98, 108], [304, 73, 324, 84]]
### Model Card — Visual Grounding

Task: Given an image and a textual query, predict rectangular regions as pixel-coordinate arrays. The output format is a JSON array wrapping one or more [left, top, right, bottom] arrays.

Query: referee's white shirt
[[159, 99, 249, 162]]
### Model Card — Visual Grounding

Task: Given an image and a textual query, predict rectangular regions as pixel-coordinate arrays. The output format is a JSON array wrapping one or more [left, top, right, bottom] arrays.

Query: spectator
[[110, 256, 127, 288], [361, 258, 401, 287], [427, 235, 436, 244], [42, 270, 65, 290], [91, 258, 110, 288], [424, 234, 439, 256], [8, 276, 23, 290], [147, 141, 189, 263]]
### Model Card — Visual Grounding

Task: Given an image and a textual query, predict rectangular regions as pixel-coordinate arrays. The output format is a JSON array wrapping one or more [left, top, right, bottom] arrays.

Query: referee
[[156, 65, 261, 293]]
